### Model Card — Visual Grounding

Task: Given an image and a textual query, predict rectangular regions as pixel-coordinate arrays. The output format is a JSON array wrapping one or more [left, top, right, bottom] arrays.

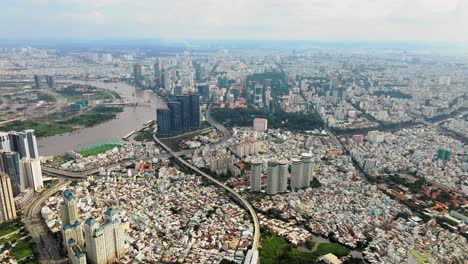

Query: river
[[36, 80, 166, 156]]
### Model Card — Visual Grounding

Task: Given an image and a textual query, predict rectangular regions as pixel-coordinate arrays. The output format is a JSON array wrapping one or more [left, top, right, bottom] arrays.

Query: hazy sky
[[1, 0, 467, 43]]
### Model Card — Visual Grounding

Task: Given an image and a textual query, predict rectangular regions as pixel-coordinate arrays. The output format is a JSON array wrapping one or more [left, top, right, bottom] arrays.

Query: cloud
[[0, 0, 467, 43]]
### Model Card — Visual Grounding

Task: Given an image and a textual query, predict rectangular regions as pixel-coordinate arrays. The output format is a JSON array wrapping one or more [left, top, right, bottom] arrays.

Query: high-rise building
[[60, 190, 79, 225], [7, 130, 38, 159], [177, 95, 191, 131], [290, 159, 303, 190], [0, 173, 17, 223], [277, 160, 289, 193], [254, 82, 263, 104], [189, 94, 200, 130], [84, 209, 126, 264], [197, 84, 209, 99], [19, 158, 43, 191], [0, 151, 21, 195], [301, 153, 313, 188], [156, 108, 171, 136], [66, 238, 87, 264], [34, 74, 42, 89], [154, 59, 161, 84], [8, 131, 30, 159], [174, 85, 183, 96], [167, 101, 182, 133], [250, 160, 262, 192], [253, 118, 268, 132], [45, 75, 55, 88], [160, 68, 166, 89], [60, 190, 84, 248], [133, 64, 143, 86], [0, 132, 11, 151], [24, 130, 38, 159], [266, 159, 279, 195]]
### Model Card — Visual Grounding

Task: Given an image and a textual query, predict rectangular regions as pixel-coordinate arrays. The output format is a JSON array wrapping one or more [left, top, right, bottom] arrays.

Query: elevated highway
[[153, 135, 261, 251]]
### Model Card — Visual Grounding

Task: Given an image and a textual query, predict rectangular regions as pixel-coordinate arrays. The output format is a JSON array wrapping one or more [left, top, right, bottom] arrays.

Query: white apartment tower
[[250, 160, 262, 192], [19, 158, 43, 191], [301, 153, 313, 188], [266, 159, 279, 195], [84, 209, 126, 264], [277, 160, 289, 193], [290, 159, 303, 190], [60, 190, 84, 249]]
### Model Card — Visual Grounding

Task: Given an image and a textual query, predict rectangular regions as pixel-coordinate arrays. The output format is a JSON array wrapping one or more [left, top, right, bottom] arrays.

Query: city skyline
[[0, 0, 468, 45]]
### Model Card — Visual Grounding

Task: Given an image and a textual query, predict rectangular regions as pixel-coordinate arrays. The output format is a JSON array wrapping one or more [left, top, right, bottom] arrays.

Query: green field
[[0, 232, 23, 244], [0, 106, 123, 138], [260, 235, 289, 264], [316, 243, 351, 257], [79, 143, 121, 157], [58, 106, 123, 127], [0, 221, 22, 238], [0, 120, 75, 137], [10, 240, 34, 259], [56, 85, 116, 101]]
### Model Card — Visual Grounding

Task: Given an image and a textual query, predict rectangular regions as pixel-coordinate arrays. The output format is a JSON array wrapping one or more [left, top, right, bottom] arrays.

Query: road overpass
[[41, 149, 195, 178], [153, 134, 261, 251]]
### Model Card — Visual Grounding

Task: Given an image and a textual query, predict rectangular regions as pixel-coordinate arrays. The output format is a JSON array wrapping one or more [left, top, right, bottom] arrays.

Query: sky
[[1, 0, 467, 44]]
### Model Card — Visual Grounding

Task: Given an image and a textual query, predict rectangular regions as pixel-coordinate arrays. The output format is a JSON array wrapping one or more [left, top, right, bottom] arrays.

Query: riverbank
[[0, 106, 123, 137]]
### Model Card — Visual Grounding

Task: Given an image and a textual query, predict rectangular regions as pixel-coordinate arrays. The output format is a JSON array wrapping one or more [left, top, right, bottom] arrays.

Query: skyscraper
[[24, 130, 38, 159], [84, 209, 126, 264], [154, 59, 161, 87], [60, 190, 84, 249], [7, 130, 38, 159], [197, 84, 209, 99], [160, 68, 166, 89], [133, 64, 143, 86], [290, 159, 303, 190], [19, 158, 43, 191], [34, 74, 42, 89], [266, 159, 279, 195], [189, 94, 200, 130], [0, 173, 17, 223], [66, 238, 87, 264], [167, 101, 182, 133], [156, 108, 171, 136], [0, 132, 11, 151], [277, 160, 289, 193], [8, 131, 30, 159], [0, 150, 21, 195], [301, 153, 313, 188], [45, 75, 55, 88], [176, 95, 191, 131], [250, 160, 262, 192]]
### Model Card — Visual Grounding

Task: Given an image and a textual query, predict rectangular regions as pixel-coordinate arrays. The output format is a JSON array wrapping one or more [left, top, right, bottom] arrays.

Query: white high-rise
[[290, 159, 303, 190], [84, 209, 126, 264], [60, 190, 84, 249], [19, 158, 43, 191], [266, 159, 279, 195], [0, 132, 11, 151], [250, 160, 262, 192], [301, 153, 313, 188], [277, 160, 289, 193]]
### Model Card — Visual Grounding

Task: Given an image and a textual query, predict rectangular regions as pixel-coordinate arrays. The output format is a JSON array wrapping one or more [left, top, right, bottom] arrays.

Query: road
[[41, 149, 195, 178], [153, 135, 261, 250], [22, 177, 70, 263], [206, 104, 231, 143]]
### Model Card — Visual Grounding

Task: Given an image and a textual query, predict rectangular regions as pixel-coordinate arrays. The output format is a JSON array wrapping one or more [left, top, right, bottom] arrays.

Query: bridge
[[103, 102, 150, 107], [152, 134, 261, 252]]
